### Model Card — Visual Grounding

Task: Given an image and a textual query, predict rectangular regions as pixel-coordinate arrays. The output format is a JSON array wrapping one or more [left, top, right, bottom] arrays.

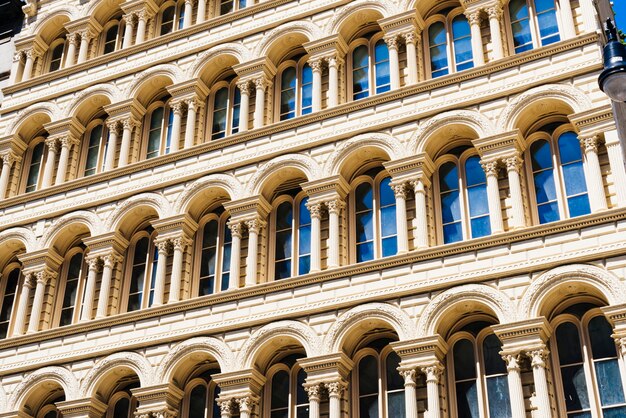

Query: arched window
[[182, 378, 221, 418], [57, 251, 85, 327], [0, 266, 20, 339], [552, 310, 626, 417], [48, 41, 66, 72], [159, 2, 184, 36], [353, 173, 397, 263], [209, 81, 241, 139], [350, 33, 390, 101], [38, 393, 65, 418], [145, 101, 174, 159], [219, 0, 246, 15], [265, 361, 308, 417], [102, 18, 124, 55], [528, 128, 590, 224], [449, 332, 512, 418], [196, 212, 232, 296], [105, 380, 139, 418], [277, 58, 314, 121], [426, 11, 474, 78], [436, 153, 491, 244], [353, 346, 405, 418], [24, 140, 46, 193], [508, 0, 561, 54], [125, 229, 158, 312], [272, 195, 311, 280], [83, 121, 109, 176]]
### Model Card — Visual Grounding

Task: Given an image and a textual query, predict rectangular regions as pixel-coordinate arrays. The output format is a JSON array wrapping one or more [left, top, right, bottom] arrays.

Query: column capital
[[43, 117, 85, 145], [480, 159, 500, 177], [216, 399, 233, 416], [398, 368, 418, 386], [245, 218, 266, 234], [122, 117, 141, 131], [227, 221, 245, 238], [579, 134, 600, 153], [383, 34, 400, 49], [308, 57, 324, 73], [235, 396, 258, 414], [325, 380, 348, 397], [171, 235, 193, 252], [154, 238, 171, 254], [465, 9, 483, 25], [105, 119, 122, 135], [486, 3, 503, 20], [1, 151, 21, 167], [85, 255, 101, 271], [64, 16, 103, 41], [527, 347, 549, 368], [402, 30, 420, 44], [326, 198, 346, 215], [503, 155, 523, 173], [390, 182, 408, 199], [305, 201, 324, 219], [236, 80, 251, 95], [169, 100, 186, 115], [502, 353, 522, 372], [13, 49, 25, 63], [303, 384, 322, 401], [421, 362, 444, 383]]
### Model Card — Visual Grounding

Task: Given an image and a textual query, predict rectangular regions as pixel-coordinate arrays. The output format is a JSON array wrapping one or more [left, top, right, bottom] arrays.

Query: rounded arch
[[158, 337, 235, 385], [83, 0, 124, 23], [519, 264, 626, 319], [325, 0, 398, 40], [10, 366, 78, 411], [79, 352, 154, 399], [125, 65, 183, 106], [324, 133, 406, 179], [324, 302, 416, 354], [254, 21, 322, 64], [416, 284, 517, 337], [410, 110, 495, 156], [28, 7, 77, 42], [5, 103, 60, 138], [189, 43, 251, 84], [105, 193, 171, 236], [498, 84, 593, 133], [39, 211, 101, 252], [175, 174, 243, 220], [238, 320, 322, 370], [0, 227, 37, 253], [248, 154, 322, 199], [65, 84, 120, 125]]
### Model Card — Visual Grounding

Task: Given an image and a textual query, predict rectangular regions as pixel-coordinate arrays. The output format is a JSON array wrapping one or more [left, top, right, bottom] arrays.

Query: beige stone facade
[[0, 0, 625, 417]]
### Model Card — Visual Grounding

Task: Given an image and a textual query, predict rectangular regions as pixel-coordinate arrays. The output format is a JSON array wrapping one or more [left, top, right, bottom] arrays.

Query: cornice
[[471, 129, 525, 160], [150, 214, 199, 238], [390, 335, 448, 364], [568, 104, 615, 137], [0, 34, 602, 222], [0, 206, 624, 359]]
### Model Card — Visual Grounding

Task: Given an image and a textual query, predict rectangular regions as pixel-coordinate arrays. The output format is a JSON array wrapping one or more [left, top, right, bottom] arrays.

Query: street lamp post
[[599, 19, 626, 102]]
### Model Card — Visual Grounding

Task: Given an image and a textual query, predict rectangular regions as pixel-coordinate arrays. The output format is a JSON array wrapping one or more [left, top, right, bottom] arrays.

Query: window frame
[[0, 262, 22, 339], [121, 229, 158, 312], [21, 137, 48, 194], [524, 124, 589, 225], [504, 0, 564, 54], [193, 211, 232, 296], [207, 79, 242, 140], [347, 32, 392, 102], [263, 362, 308, 418], [79, 119, 110, 177], [47, 38, 67, 73], [52, 247, 87, 328], [218, 0, 247, 16], [158, 0, 186, 36], [100, 18, 125, 55], [550, 309, 626, 417], [105, 391, 137, 418], [181, 377, 221, 418], [142, 99, 174, 160], [433, 150, 489, 245], [273, 56, 313, 122], [268, 192, 311, 280]]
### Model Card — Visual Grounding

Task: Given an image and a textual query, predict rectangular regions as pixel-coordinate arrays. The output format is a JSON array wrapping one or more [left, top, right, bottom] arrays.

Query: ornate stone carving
[[171, 236, 192, 252], [309, 58, 324, 73], [1, 152, 19, 167], [228, 221, 244, 238], [44, 137, 59, 153], [304, 384, 321, 401], [80, 352, 155, 397], [503, 155, 523, 173], [399, 369, 417, 386], [326, 198, 345, 215], [158, 337, 235, 381], [466, 11, 482, 26], [325, 381, 347, 397], [253, 77, 269, 91], [579, 135, 599, 153], [235, 396, 257, 412], [245, 218, 265, 234], [403, 31, 419, 45], [106, 119, 121, 135], [391, 183, 407, 199], [236, 80, 250, 95], [487, 4, 503, 20], [155, 239, 171, 254], [306, 202, 323, 219], [422, 362, 444, 383], [217, 399, 232, 415], [481, 160, 499, 177], [504, 354, 521, 372], [383, 34, 399, 49], [528, 348, 548, 369]]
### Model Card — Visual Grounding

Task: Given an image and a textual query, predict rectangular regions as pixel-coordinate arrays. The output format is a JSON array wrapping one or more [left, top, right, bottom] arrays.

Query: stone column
[[152, 239, 170, 307], [122, 13, 135, 48], [528, 348, 551, 418], [504, 156, 526, 228], [411, 179, 429, 248], [96, 253, 120, 318], [28, 270, 54, 334], [197, 0, 207, 23], [310, 58, 323, 112], [503, 354, 526, 418], [392, 183, 409, 254], [253, 77, 268, 129], [41, 138, 59, 188], [467, 11, 485, 66], [119, 118, 138, 167], [236, 397, 256, 418], [605, 130, 626, 206], [384, 35, 401, 89], [183, 0, 194, 28], [65, 33, 79, 67], [245, 219, 264, 286], [404, 32, 419, 85], [400, 369, 418, 418], [217, 399, 232, 418], [136, 10, 149, 44], [305, 385, 321, 418], [326, 382, 346, 418], [55, 136, 77, 185], [0, 153, 18, 199], [184, 99, 200, 149], [487, 5, 504, 60], [77, 31, 92, 64], [326, 199, 344, 269], [105, 120, 120, 171], [580, 135, 608, 212], [481, 160, 504, 234], [328, 56, 342, 107], [13, 274, 35, 336], [228, 222, 243, 290], [81, 256, 99, 321], [168, 236, 190, 303], [559, 0, 576, 39], [237, 81, 250, 133], [422, 363, 443, 418], [169, 101, 184, 153], [307, 203, 323, 272], [10, 50, 24, 84], [22, 48, 40, 82]]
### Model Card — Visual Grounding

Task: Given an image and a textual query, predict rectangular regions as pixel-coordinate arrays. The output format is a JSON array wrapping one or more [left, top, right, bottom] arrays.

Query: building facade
[[0, 0, 625, 417]]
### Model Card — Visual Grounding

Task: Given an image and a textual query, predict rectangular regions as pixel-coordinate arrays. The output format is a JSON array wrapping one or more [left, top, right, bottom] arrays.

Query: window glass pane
[[128, 236, 149, 312], [0, 269, 19, 339], [454, 340, 480, 418], [509, 0, 533, 53], [188, 385, 207, 418], [49, 44, 64, 72], [104, 26, 119, 54], [453, 339, 477, 381], [595, 359, 626, 406], [147, 107, 164, 159], [452, 16, 473, 71], [298, 198, 311, 275], [531, 139, 553, 170], [220, 222, 232, 291], [199, 220, 218, 296], [26, 142, 44, 193], [160, 6, 175, 35], [164, 109, 174, 154], [486, 375, 512, 418], [232, 86, 241, 134], [589, 316, 618, 359], [387, 391, 405, 418], [113, 398, 130, 418], [603, 407, 626, 418], [556, 322, 584, 364], [85, 124, 103, 176], [483, 334, 507, 375], [271, 370, 290, 409], [212, 87, 229, 140], [429, 22, 449, 78], [359, 396, 379, 418], [380, 177, 397, 256], [561, 364, 591, 412], [359, 355, 379, 395], [439, 162, 462, 243], [60, 252, 83, 327], [531, 140, 560, 223], [220, 0, 234, 15], [275, 201, 293, 280], [280, 67, 297, 120], [465, 156, 491, 238], [301, 64, 313, 115], [386, 352, 404, 391], [534, 0, 560, 45], [558, 132, 590, 218], [357, 242, 374, 263], [353, 45, 370, 100], [374, 40, 390, 94], [456, 380, 480, 418], [356, 182, 374, 211]]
